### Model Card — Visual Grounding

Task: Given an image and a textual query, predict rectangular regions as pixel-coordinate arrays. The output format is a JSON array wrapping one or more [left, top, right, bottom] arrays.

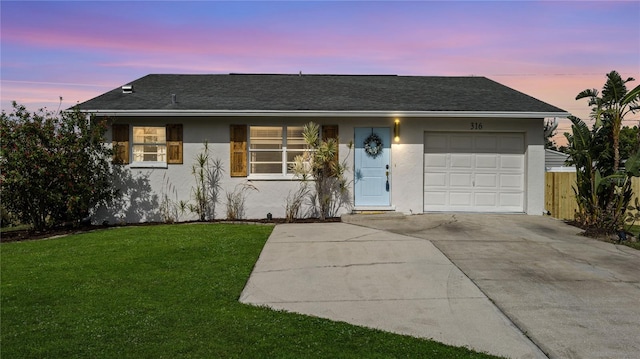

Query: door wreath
[[364, 133, 383, 158]]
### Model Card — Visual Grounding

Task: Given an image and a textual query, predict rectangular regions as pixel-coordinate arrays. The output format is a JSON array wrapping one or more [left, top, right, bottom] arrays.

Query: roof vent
[[171, 94, 177, 105], [121, 85, 133, 94]]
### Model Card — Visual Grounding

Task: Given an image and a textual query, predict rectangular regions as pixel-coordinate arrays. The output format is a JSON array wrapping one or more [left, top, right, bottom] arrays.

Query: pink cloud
[[2, 0, 638, 142], [1, 80, 113, 113]]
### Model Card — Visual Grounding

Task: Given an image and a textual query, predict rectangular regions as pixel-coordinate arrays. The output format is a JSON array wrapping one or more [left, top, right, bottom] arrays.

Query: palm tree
[[576, 71, 640, 172]]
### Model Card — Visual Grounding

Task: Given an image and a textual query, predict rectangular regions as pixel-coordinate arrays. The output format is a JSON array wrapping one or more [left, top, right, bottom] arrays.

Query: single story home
[[77, 74, 570, 223]]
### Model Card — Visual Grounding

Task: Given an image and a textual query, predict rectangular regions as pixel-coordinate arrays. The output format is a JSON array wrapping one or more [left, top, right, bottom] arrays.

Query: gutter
[[82, 109, 571, 118]]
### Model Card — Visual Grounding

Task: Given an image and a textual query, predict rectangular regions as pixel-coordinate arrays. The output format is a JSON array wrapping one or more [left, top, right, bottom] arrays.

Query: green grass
[[1, 224, 500, 359], [624, 225, 640, 249], [0, 223, 32, 233]]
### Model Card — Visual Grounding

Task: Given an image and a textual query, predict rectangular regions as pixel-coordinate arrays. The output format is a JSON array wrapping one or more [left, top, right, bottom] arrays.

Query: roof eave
[[82, 109, 571, 118]]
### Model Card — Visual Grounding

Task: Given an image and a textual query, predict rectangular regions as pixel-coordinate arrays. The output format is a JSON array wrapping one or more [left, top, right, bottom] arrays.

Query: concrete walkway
[[240, 222, 547, 359]]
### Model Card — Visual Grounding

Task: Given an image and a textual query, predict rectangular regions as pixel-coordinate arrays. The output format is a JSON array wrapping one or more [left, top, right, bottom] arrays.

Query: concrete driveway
[[240, 220, 546, 359], [342, 213, 640, 359]]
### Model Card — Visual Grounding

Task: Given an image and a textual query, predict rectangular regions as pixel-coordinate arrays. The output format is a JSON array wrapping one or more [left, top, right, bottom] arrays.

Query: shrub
[[225, 183, 257, 220], [189, 141, 224, 221], [0, 102, 118, 230], [290, 122, 352, 220], [284, 183, 311, 222]]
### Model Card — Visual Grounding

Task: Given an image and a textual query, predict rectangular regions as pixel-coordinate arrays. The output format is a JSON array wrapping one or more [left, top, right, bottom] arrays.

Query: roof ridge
[[228, 73, 399, 77]]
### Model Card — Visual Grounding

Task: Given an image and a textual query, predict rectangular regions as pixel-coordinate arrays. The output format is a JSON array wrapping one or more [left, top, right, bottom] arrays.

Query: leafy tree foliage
[[566, 71, 640, 235], [544, 120, 560, 151], [620, 125, 640, 162], [575, 70, 640, 171], [1, 102, 118, 230], [589, 123, 640, 173]]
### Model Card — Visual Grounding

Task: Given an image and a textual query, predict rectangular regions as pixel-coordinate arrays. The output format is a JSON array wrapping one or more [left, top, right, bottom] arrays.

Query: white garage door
[[424, 132, 525, 212]]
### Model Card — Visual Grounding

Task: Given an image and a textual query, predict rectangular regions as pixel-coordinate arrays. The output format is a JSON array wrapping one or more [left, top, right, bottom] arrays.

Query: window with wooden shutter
[[132, 126, 166, 163], [322, 125, 338, 142], [322, 125, 339, 167], [112, 124, 129, 164], [166, 124, 183, 164], [230, 125, 247, 177]]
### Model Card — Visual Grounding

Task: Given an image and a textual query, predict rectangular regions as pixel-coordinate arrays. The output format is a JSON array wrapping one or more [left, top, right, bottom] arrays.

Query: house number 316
[[470, 122, 483, 130]]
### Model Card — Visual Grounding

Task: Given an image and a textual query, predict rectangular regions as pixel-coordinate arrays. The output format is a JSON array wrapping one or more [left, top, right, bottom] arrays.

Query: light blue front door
[[354, 127, 391, 206]]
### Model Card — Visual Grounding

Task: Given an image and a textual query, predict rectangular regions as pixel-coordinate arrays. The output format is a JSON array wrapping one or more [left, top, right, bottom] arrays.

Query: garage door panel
[[450, 192, 473, 205], [450, 173, 473, 187], [500, 155, 524, 170], [425, 153, 447, 168], [475, 135, 498, 152], [500, 136, 525, 153], [451, 154, 472, 168], [474, 193, 497, 206], [500, 174, 523, 189], [475, 155, 498, 169], [475, 173, 498, 188], [499, 193, 524, 207], [425, 173, 447, 186], [424, 132, 524, 213], [424, 192, 447, 206], [425, 134, 447, 151], [450, 135, 473, 151]]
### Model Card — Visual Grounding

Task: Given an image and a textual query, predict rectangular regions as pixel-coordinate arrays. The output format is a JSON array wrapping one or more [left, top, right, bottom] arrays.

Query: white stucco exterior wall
[[94, 115, 546, 224], [387, 117, 545, 215], [96, 117, 358, 223]]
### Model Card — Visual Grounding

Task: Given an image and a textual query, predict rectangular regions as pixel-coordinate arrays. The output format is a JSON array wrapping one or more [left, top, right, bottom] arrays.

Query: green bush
[[0, 102, 118, 230]]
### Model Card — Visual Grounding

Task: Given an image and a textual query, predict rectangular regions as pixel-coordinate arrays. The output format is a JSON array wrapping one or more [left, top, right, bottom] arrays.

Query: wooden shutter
[[230, 125, 247, 177], [112, 124, 129, 164], [322, 125, 339, 164], [166, 124, 183, 164], [322, 125, 338, 142]]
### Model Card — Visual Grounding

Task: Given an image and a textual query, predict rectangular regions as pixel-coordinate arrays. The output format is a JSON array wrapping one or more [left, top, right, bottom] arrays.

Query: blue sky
[[2, 1, 639, 142]]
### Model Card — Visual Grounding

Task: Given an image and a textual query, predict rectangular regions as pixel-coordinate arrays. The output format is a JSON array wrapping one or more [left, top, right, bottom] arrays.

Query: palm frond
[[575, 88, 598, 101], [602, 70, 627, 103], [621, 83, 640, 107]]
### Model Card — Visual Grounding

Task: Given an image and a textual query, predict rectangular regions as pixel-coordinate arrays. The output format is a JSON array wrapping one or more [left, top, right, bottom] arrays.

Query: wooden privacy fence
[[545, 172, 640, 220]]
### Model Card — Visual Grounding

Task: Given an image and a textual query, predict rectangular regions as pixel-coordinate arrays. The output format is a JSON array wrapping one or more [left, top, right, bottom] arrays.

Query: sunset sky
[[2, 1, 639, 145]]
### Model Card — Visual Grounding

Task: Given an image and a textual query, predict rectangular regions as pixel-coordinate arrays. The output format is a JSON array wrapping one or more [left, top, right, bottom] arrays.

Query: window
[[229, 124, 338, 178], [132, 126, 166, 163], [249, 125, 306, 176], [111, 124, 182, 166]]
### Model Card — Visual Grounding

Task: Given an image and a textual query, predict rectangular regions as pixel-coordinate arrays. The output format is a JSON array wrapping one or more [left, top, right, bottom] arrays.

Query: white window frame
[[130, 126, 168, 168], [248, 125, 307, 179]]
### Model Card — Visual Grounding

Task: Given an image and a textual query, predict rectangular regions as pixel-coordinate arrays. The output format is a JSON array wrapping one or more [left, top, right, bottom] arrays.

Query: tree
[[575, 71, 640, 172], [590, 123, 640, 173], [566, 70, 640, 236], [291, 122, 352, 220], [544, 119, 559, 151], [0, 102, 118, 230], [619, 125, 640, 162]]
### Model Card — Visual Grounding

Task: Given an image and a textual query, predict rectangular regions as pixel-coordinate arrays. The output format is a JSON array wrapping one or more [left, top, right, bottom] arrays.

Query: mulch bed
[[567, 220, 638, 244], [0, 217, 342, 243]]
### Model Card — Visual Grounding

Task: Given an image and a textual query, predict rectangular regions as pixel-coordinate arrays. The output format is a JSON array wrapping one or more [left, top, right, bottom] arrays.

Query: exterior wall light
[[394, 119, 400, 142]]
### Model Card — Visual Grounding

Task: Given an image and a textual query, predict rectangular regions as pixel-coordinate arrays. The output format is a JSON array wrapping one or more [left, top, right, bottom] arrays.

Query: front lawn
[[1, 224, 499, 358]]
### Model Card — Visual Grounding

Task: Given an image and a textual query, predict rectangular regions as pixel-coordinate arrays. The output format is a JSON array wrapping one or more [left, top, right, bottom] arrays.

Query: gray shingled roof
[[77, 74, 567, 114]]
